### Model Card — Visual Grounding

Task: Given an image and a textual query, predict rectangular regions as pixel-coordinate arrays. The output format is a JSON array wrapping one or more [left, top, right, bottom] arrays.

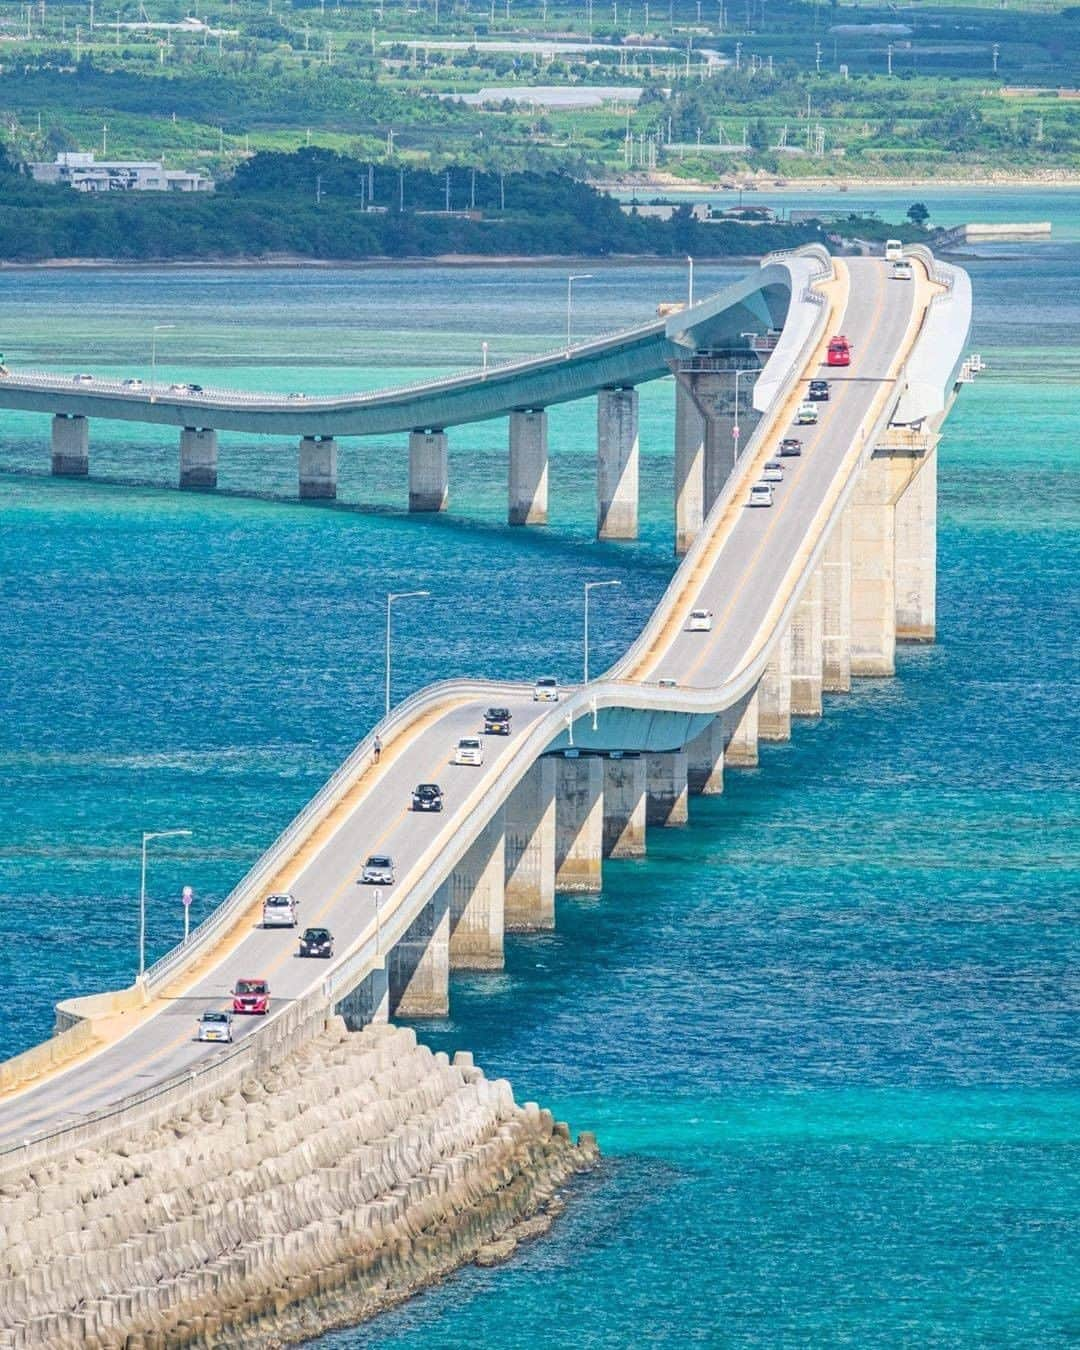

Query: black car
[[484, 707, 512, 735], [808, 379, 830, 401], [412, 782, 444, 812], [779, 438, 803, 457], [298, 927, 333, 958]]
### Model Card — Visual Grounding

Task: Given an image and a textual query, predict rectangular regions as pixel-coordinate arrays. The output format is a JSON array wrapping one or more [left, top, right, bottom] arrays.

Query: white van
[[262, 892, 298, 928], [884, 239, 903, 262]]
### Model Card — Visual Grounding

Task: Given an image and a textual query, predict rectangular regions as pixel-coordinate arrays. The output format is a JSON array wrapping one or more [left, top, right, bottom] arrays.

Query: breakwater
[[0, 1021, 596, 1349]]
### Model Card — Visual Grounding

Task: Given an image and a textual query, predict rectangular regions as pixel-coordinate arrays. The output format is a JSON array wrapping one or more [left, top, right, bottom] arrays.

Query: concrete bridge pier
[[674, 381, 705, 555], [687, 718, 725, 795], [298, 435, 337, 500], [447, 809, 505, 970], [388, 890, 449, 1018], [335, 963, 389, 1029], [508, 409, 548, 525], [597, 387, 639, 540], [894, 445, 937, 642], [179, 427, 218, 489], [505, 758, 556, 930], [646, 752, 689, 826], [602, 754, 647, 858], [790, 569, 824, 717], [724, 692, 759, 768], [555, 754, 604, 891], [822, 506, 853, 692], [758, 628, 793, 741], [51, 414, 89, 476], [409, 429, 449, 512]]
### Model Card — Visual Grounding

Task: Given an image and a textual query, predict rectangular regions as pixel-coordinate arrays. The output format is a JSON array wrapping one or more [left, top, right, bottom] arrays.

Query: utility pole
[[992, 42, 999, 73], [815, 40, 821, 73], [444, 168, 450, 212], [315, 174, 322, 205], [887, 42, 893, 76], [399, 166, 404, 210]]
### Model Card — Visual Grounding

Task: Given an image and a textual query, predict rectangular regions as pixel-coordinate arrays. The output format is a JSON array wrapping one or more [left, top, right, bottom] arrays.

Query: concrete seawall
[[0, 1021, 597, 1349]]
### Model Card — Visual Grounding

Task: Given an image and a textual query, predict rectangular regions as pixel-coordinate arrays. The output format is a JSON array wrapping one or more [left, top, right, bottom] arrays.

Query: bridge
[[0, 245, 974, 1347]]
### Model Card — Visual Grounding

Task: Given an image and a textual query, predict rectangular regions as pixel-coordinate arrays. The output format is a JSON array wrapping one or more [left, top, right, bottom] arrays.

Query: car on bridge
[[122, 377, 144, 390], [762, 461, 784, 483], [232, 979, 270, 1015], [779, 438, 803, 457], [454, 738, 485, 767], [196, 1010, 234, 1043], [73, 373, 94, 384], [885, 239, 904, 262], [262, 893, 299, 928], [808, 380, 830, 401], [826, 336, 852, 367], [412, 782, 444, 812], [361, 855, 395, 885], [533, 676, 560, 702], [484, 707, 512, 735], [687, 608, 714, 632], [795, 403, 819, 425], [891, 260, 913, 281], [298, 927, 334, 959], [749, 483, 774, 508]]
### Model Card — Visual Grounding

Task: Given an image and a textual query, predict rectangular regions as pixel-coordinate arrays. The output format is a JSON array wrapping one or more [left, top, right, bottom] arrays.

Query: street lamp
[[385, 589, 430, 716], [687, 255, 694, 308], [481, 340, 489, 376], [732, 366, 754, 463], [149, 323, 176, 403], [372, 889, 382, 954], [583, 579, 621, 684], [139, 828, 192, 979], [566, 273, 594, 355]]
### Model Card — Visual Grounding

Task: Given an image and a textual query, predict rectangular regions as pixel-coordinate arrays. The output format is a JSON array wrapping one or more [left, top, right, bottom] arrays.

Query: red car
[[827, 335, 852, 367], [232, 978, 270, 1015]]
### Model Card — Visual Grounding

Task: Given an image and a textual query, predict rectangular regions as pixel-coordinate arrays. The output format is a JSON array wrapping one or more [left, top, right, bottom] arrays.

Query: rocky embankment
[[0, 1020, 597, 1349]]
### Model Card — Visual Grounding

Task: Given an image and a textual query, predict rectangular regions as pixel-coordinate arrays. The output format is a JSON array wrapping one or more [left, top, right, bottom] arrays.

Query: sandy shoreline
[[599, 172, 1080, 193]]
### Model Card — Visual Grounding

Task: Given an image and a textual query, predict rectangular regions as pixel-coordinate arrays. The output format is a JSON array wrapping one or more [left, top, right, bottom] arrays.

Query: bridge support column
[[179, 427, 218, 490], [505, 758, 556, 930], [647, 751, 689, 826], [597, 387, 639, 540], [672, 361, 762, 519], [822, 506, 852, 692], [409, 430, 449, 512], [51, 414, 88, 477], [388, 889, 449, 1018], [555, 755, 603, 891], [508, 409, 548, 525], [674, 380, 705, 555], [602, 754, 647, 858], [447, 809, 505, 970], [790, 569, 824, 717], [724, 693, 759, 768], [298, 435, 337, 500], [895, 445, 937, 642], [687, 718, 725, 795], [335, 964, 389, 1029], [851, 452, 899, 676], [758, 628, 792, 741]]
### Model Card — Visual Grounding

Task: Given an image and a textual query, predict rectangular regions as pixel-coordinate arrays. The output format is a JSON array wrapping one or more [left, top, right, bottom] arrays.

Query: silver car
[[533, 676, 559, 702], [361, 854, 395, 885], [262, 892, 298, 927], [196, 1010, 234, 1043]]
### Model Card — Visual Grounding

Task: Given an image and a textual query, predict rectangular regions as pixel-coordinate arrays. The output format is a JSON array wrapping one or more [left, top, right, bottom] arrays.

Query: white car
[[73, 373, 94, 384], [884, 238, 903, 262], [122, 377, 144, 389], [262, 892, 298, 928], [533, 676, 559, 702], [890, 260, 913, 281], [795, 402, 819, 425], [454, 737, 485, 766], [749, 483, 774, 508], [687, 608, 714, 632], [762, 461, 784, 483], [361, 855, 395, 885], [196, 1010, 234, 1043]]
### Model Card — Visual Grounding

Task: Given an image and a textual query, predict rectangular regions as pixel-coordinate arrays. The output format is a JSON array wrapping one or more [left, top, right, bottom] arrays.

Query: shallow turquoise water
[[1, 223, 1077, 1345]]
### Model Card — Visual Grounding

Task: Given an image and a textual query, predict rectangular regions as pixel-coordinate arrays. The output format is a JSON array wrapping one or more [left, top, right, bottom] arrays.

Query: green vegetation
[[0, 147, 829, 261], [0, 0, 1076, 185]]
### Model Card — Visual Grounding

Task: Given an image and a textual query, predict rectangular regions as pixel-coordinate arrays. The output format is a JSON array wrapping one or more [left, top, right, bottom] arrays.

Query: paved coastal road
[[0, 258, 922, 1147]]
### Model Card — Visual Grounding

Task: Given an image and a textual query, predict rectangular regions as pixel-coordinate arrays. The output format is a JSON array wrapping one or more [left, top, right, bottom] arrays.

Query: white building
[[29, 152, 214, 193]]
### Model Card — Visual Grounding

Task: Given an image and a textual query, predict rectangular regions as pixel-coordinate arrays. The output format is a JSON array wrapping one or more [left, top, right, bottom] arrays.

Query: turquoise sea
[[1, 196, 1077, 1345]]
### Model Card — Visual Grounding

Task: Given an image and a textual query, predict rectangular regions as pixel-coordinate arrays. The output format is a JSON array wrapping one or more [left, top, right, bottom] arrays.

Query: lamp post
[[385, 589, 430, 716], [687, 255, 694, 308], [149, 323, 175, 403], [566, 273, 594, 355], [372, 889, 382, 954], [732, 366, 753, 463], [139, 829, 192, 979], [583, 579, 621, 684], [481, 340, 489, 376]]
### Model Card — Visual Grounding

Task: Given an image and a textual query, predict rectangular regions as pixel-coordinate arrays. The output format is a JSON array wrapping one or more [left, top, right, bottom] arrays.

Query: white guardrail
[[2, 247, 855, 1167]]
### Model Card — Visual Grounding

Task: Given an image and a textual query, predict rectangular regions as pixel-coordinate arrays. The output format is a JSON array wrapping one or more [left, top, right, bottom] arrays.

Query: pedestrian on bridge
[[373, 734, 382, 765]]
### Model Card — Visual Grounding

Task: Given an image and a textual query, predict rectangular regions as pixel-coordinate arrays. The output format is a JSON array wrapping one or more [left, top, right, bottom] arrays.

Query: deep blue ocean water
[[1, 205, 1077, 1345]]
